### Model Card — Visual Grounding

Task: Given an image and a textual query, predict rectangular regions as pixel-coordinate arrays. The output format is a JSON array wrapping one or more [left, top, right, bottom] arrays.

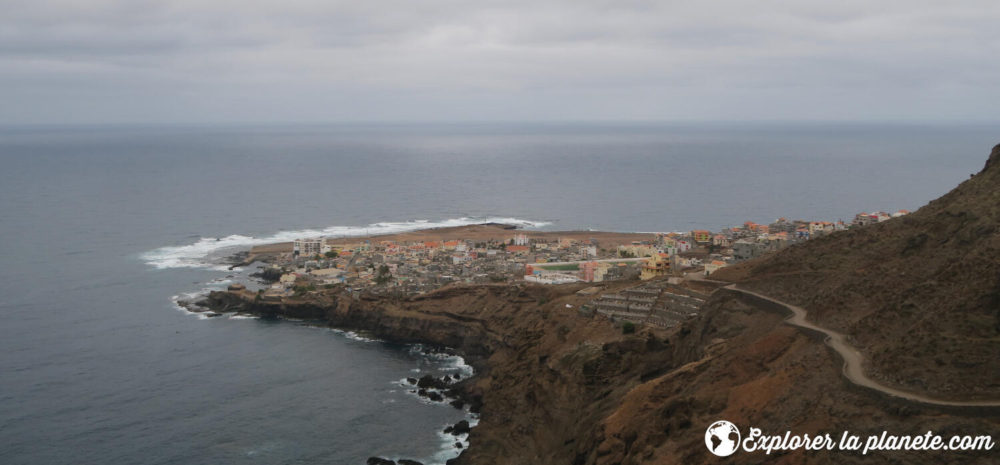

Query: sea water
[[0, 122, 994, 464]]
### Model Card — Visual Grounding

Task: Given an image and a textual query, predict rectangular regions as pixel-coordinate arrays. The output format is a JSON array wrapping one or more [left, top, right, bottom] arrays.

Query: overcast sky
[[2, 0, 999, 124]]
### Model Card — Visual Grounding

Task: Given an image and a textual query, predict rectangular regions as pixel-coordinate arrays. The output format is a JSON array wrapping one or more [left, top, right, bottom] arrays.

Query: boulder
[[250, 267, 283, 283], [451, 420, 471, 435], [367, 458, 396, 465], [468, 395, 483, 414], [416, 375, 443, 389]]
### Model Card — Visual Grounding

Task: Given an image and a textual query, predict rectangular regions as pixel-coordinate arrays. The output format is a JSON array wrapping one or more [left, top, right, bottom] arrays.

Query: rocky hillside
[[196, 145, 1000, 464], [200, 281, 682, 464], [714, 144, 1000, 399]]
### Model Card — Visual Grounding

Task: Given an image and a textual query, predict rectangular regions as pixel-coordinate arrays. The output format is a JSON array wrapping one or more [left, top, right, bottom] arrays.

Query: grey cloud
[[1, 0, 998, 124]]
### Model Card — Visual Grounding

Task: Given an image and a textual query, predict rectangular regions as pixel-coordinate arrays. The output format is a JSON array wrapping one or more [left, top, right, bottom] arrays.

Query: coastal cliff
[[199, 146, 1000, 464], [201, 282, 683, 464], [201, 280, 998, 464]]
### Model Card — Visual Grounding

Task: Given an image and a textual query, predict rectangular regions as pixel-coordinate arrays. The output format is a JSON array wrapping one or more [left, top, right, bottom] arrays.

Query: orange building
[[507, 245, 530, 253], [691, 230, 711, 243]]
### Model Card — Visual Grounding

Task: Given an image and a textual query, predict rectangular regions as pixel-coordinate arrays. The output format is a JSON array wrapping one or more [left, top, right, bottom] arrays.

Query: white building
[[524, 273, 581, 284], [293, 238, 323, 257]]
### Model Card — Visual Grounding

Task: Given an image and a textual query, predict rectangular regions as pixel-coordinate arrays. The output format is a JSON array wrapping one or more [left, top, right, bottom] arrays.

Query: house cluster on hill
[[261, 234, 624, 296], [256, 210, 909, 298], [717, 210, 909, 265], [529, 210, 912, 284]]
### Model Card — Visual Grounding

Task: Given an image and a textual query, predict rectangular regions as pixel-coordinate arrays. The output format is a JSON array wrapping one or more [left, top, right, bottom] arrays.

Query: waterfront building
[[293, 238, 323, 257]]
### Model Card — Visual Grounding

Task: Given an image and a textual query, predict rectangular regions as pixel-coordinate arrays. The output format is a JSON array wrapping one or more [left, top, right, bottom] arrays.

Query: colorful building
[[640, 253, 671, 280], [691, 230, 711, 244]]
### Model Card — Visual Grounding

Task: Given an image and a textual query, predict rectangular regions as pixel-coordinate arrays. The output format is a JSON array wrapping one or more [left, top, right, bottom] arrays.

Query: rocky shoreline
[[180, 289, 487, 464], [365, 373, 479, 465], [184, 272, 999, 465], [185, 280, 668, 464]]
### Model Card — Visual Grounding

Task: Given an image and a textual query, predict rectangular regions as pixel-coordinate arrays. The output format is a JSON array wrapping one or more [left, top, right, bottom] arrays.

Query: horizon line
[[1, 119, 999, 129]]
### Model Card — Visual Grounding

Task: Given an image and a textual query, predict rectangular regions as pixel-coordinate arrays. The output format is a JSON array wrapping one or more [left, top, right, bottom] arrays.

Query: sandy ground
[[249, 223, 660, 254]]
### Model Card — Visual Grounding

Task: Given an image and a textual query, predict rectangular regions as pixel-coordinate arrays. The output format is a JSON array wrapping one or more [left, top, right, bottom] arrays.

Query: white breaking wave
[[342, 330, 379, 343], [429, 415, 480, 465], [170, 290, 211, 314], [422, 352, 475, 378], [141, 217, 551, 270]]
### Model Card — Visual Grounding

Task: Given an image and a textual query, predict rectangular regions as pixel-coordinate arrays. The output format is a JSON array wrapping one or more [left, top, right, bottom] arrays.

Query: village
[[245, 210, 910, 310]]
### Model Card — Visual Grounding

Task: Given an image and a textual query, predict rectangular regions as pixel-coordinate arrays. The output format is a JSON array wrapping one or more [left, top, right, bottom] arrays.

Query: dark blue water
[[0, 123, 995, 464]]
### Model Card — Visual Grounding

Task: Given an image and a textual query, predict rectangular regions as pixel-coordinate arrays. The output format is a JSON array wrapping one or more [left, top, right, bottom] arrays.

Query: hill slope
[[715, 144, 1000, 398], [197, 145, 1000, 464]]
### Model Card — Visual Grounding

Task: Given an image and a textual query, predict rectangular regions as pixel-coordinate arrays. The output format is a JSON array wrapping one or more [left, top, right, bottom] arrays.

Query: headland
[[189, 145, 1000, 464]]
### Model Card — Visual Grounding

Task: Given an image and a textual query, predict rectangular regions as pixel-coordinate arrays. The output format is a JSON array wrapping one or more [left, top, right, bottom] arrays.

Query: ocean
[[0, 122, 995, 464]]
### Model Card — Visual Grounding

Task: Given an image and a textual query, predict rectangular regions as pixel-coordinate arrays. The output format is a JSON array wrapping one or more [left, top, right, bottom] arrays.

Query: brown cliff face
[[204, 283, 680, 464], [206, 276, 999, 465]]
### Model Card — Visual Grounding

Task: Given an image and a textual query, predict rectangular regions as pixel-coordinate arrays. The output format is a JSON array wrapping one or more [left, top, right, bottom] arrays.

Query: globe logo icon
[[705, 420, 740, 457]]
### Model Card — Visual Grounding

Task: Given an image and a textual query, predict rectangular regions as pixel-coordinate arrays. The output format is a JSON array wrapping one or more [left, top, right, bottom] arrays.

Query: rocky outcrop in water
[[249, 267, 284, 283]]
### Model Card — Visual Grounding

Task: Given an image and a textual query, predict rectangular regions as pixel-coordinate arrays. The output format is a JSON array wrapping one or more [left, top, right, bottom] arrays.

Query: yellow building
[[619, 244, 658, 258], [640, 253, 671, 280]]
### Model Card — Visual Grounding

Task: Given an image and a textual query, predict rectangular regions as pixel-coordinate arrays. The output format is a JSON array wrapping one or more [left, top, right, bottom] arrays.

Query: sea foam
[[140, 217, 551, 270]]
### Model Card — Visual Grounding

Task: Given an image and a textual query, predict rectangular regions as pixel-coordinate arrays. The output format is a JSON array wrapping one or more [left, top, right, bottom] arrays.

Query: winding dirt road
[[725, 284, 1000, 408]]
